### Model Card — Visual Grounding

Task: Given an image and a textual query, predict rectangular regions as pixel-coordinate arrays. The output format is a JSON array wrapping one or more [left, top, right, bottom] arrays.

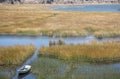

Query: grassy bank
[[0, 5, 120, 37], [0, 44, 35, 67], [39, 41, 120, 63]]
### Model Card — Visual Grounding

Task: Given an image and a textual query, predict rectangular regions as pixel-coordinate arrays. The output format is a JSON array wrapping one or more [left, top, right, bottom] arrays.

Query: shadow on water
[[17, 71, 36, 79], [18, 71, 30, 79]]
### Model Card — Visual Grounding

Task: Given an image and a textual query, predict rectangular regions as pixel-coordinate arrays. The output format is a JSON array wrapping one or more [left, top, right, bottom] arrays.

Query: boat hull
[[17, 65, 31, 75], [18, 69, 31, 75]]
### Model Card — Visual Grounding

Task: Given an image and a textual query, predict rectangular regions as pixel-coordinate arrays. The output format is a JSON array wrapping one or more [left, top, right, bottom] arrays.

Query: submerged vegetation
[[32, 57, 120, 79], [40, 41, 120, 63], [0, 5, 120, 38], [0, 44, 35, 67]]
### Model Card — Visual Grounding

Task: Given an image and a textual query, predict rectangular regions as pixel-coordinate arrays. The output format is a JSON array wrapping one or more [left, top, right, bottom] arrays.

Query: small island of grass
[[0, 44, 35, 68], [39, 41, 120, 64]]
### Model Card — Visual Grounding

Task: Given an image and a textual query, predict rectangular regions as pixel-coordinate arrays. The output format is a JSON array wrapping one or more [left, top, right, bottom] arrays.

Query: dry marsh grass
[[0, 5, 120, 37], [39, 41, 120, 63], [0, 44, 35, 67]]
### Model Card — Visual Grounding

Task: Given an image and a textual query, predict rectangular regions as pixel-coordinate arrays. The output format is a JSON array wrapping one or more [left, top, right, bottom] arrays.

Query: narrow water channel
[[0, 35, 120, 79], [12, 49, 38, 79]]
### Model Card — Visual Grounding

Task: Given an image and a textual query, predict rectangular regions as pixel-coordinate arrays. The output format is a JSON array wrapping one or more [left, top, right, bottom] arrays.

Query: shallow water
[[51, 4, 120, 12], [0, 35, 120, 79], [32, 57, 120, 79], [0, 35, 120, 47]]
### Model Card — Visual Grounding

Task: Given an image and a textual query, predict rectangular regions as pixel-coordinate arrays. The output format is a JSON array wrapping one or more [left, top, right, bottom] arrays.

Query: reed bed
[[39, 41, 120, 63], [0, 5, 120, 37], [0, 44, 35, 67]]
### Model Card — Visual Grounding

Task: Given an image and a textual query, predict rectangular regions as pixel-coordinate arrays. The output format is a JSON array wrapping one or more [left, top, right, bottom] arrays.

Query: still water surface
[[51, 4, 120, 12], [0, 35, 120, 79]]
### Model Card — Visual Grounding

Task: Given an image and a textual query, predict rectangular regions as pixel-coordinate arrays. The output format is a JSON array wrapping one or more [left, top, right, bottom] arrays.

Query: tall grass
[[0, 44, 35, 67], [0, 5, 120, 37], [94, 30, 120, 38], [39, 41, 120, 63]]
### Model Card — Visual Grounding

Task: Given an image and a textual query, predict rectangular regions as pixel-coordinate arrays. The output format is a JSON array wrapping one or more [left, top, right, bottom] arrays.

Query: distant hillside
[[0, 0, 119, 4]]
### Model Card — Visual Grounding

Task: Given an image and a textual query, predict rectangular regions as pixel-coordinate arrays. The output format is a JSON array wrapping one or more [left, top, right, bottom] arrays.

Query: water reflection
[[32, 57, 120, 79], [0, 35, 120, 79]]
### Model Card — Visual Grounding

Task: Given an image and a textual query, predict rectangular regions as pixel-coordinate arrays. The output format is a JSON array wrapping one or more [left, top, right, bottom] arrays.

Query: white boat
[[17, 65, 31, 74]]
